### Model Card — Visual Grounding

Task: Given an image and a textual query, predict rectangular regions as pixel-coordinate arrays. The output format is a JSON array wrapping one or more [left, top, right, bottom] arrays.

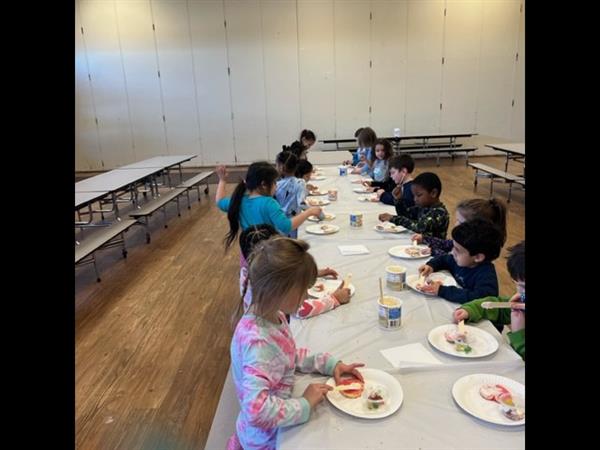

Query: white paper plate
[[305, 224, 340, 235], [388, 244, 431, 259], [307, 278, 356, 298], [406, 271, 458, 296], [428, 324, 499, 358], [353, 187, 371, 193], [374, 222, 406, 233], [452, 373, 525, 426], [326, 368, 404, 419], [305, 198, 330, 206], [307, 213, 336, 222], [310, 176, 326, 181], [308, 190, 327, 196]]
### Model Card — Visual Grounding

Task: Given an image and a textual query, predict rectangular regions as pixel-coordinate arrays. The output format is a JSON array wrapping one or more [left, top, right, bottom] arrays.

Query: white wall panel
[[261, 0, 301, 159], [188, 0, 236, 165], [371, 0, 408, 137], [76, 2, 103, 171], [476, 0, 521, 139], [115, 0, 167, 160], [334, 0, 370, 138], [224, 0, 268, 163], [405, 0, 445, 134], [78, 0, 135, 168], [151, 0, 202, 162], [297, 0, 335, 142]]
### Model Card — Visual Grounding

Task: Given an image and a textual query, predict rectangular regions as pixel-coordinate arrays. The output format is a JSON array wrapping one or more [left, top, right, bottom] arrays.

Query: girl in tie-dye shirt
[[238, 224, 352, 320], [228, 237, 364, 450]]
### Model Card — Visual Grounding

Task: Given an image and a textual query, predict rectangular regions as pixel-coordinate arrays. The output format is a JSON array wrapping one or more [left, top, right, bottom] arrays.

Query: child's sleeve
[[389, 206, 420, 228], [507, 329, 525, 360], [422, 236, 454, 257], [460, 296, 512, 323], [425, 254, 453, 272], [265, 197, 293, 234], [295, 348, 339, 376], [295, 294, 340, 319], [295, 179, 306, 207], [438, 270, 499, 304], [217, 196, 231, 212], [240, 339, 312, 428]]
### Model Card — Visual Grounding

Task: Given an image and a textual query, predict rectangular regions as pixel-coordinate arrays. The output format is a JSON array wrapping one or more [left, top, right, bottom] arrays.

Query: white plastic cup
[[349, 212, 363, 227], [378, 296, 402, 330], [386, 265, 406, 291]]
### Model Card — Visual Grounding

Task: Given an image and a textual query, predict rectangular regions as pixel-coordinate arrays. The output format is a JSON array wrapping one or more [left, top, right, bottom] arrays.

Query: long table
[[115, 154, 197, 186], [278, 165, 524, 448], [205, 165, 524, 449], [485, 143, 525, 173]]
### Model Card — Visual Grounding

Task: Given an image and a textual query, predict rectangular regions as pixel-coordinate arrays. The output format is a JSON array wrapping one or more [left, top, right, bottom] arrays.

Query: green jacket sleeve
[[460, 296, 512, 324], [507, 329, 525, 360]]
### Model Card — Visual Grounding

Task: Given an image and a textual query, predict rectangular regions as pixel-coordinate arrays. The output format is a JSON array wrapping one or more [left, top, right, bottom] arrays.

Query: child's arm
[[295, 294, 340, 319], [424, 254, 453, 272], [295, 348, 339, 376], [438, 270, 499, 304], [215, 165, 228, 204], [422, 236, 454, 256], [507, 328, 525, 360], [388, 206, 421, 228], [240, 341, 314, 428], [456, 295, 513, 323]]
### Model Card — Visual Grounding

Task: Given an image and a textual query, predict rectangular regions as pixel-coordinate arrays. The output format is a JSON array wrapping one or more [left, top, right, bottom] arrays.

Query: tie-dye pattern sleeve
[[240, 338, 311, 428], [295, 348, 339, 376], [294, 294, 340, 319]]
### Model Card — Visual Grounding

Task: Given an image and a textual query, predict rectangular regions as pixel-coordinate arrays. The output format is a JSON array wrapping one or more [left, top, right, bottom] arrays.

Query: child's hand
[[333, 362, 365, 385], [510, 293, 525, 332], [418, 265, 434, 277], [333, 283, 351, 305], [216, 165, 228, 180], [362, 180, 372, 187], [411, 234, 423, 244], [376, 189, 384, 199], [302, 383, 333, 408], [453, 308, 469, 323], [307, 183, 317, 191], [378, 213, 393, 222], [307, 206, 323, 217], [419, 280, 442, 295], [318, 267, 338, 279]]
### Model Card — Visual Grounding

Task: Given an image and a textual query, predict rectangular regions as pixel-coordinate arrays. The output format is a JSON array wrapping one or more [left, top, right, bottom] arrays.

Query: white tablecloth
[[277, 165, 525, 449]]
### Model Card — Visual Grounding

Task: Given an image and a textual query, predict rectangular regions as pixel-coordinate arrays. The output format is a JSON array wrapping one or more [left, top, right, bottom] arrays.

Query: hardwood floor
[[75, 155, 524, 449]]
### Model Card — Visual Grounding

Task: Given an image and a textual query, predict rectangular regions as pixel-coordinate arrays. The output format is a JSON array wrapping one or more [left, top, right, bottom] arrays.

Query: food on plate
[[365, 386, 386, 410], [313, 283, 325, 292], [404, 246, 431, 257], [444, 327, 472, 353], [320, 225, 335, 233], [479, 384, 511, 402], [337, 376, 364, 399]]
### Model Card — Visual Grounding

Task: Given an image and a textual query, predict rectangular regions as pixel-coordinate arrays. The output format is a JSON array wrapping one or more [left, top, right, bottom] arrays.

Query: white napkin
[[380, 342, 442, 368], [337, 245, 370, 255]]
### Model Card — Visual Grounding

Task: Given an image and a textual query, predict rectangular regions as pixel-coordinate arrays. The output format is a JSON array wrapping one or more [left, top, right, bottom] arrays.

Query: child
[[238, 225, 352, 319], [350, 127, 377, 174], [412, 197, 507, 257], [417, 219, 503, 304], [343, 127, 365, 166], [228, 236, 364, 450], [452, 241, 525, 359], [215, 162, 322, 248], [364, 153, 415, 207], [274, 151, 304, 238], [295, 159, 318, 195], [285, 129, 316, 160], [378, 172, 449, 239], [365, 138, 392, 182]]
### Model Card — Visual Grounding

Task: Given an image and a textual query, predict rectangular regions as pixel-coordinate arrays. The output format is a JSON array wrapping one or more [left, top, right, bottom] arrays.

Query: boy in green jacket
[[453, 241, 525, 360]]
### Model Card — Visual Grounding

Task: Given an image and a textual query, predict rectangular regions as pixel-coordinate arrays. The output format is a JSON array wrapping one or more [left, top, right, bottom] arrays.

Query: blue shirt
[[275, 176, 305, 217], [372, 159, 389, 182], [426, 254, 499, 304], [217, 194, 292, 234]]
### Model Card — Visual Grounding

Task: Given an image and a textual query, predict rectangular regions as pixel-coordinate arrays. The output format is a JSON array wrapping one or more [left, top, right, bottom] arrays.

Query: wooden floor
[[75, 155, 524, 450]]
